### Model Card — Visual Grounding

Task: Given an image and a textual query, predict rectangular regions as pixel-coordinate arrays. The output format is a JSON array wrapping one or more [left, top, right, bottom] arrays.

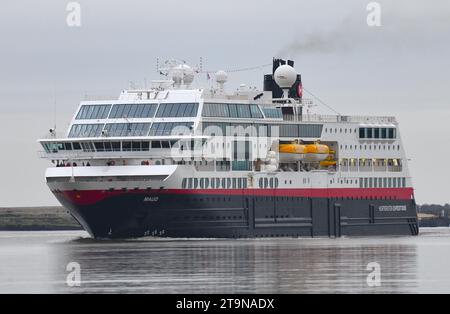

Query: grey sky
[[0, 0, 449, 206]]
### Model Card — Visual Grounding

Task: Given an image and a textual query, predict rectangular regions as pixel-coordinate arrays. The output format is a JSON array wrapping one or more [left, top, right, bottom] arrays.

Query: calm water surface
[[1, 228, 450, 293]]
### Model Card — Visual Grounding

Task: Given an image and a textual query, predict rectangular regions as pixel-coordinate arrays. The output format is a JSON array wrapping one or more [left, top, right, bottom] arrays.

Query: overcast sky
[[0, 0, 449, 206]]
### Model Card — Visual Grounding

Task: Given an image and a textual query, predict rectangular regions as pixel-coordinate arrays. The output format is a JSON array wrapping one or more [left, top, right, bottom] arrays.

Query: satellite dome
[[215, 70, 228, 84], [274, 64, 297, 89]]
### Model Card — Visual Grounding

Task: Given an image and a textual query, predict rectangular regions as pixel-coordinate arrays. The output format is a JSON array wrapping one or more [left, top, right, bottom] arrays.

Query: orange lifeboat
[[279, 144, 306, 162], [303, 143, 330, 162], [319, 155, 337, 167]]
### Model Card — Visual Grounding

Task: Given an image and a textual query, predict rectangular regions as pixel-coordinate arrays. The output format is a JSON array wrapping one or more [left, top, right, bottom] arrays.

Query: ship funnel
[[264, 58, 303, 99]]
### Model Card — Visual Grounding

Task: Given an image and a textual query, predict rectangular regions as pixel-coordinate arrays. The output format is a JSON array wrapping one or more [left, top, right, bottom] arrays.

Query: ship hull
[[53, 189, 419, 239]]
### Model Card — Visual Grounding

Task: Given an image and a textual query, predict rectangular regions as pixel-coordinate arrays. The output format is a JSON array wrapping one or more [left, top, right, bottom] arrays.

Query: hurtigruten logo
[[378, 205, 407, 212], [144, 197, 159, 202]]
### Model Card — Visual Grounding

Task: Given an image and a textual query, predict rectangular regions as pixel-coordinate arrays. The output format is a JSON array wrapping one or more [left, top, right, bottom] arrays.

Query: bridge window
[[149, 122, 193, 136], [104, 123, 151, 137], [109, 104, 157, 119], [250, 105, 264, 118], [156, 103, 198, 117], [76, 105, 111, 120], [262, 107, 283, 119], [202, 103, 264, 119], [69, 124, 104, 138]]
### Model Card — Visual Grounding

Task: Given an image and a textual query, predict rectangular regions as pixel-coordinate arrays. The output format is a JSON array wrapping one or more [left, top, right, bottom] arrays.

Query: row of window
[[360, 177, 406, 188], [149, 122, 194, 136], [258, 177, 280, 189], [109, 104, 157, 119], [202, 122, 266, 137], [340, 143, 400, 151], [262, 107, 283, 119], [156, 103, 198, 118], [44, 140, 193, 153], [68, 122, 194, 138], [182, 177, 248, 189], [68, 124, 104, 138], [201, 122, 323, 138], [280, 124, 323, 138], [202, 103, 263, 119], [340, 158, 402, 167], [104, 123, 151, 137], [75, 103, 197, 120], [75, 105, 111, 120], [359, 127, 396, 139], [324, 127, 355, 134], [68, 121, 325, 138]]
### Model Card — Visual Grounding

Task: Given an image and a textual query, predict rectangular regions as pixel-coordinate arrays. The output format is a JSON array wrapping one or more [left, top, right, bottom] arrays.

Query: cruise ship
[[38, 58, 419, 239]]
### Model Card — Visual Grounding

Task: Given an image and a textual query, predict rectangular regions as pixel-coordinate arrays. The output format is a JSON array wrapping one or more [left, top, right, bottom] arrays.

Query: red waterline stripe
[[55, 188, 414, 206]]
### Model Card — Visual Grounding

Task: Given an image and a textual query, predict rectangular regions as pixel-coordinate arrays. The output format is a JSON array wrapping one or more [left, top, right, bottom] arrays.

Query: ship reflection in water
[[1, 228, 450, 293]]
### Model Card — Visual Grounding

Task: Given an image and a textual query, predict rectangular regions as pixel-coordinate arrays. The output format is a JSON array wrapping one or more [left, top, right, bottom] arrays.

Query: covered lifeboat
[[279, 142, 330, 162]]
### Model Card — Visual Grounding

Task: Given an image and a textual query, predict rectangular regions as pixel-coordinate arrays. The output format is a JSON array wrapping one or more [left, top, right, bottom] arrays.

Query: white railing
[[82, 94, 118, 101], [297, 114, 396, 124]]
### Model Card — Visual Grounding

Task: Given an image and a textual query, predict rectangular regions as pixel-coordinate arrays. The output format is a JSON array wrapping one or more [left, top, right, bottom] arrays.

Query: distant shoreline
[[0, 207, 82, 231]]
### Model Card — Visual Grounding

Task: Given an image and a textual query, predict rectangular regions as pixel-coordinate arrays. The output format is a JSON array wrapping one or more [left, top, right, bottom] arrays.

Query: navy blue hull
[[55, 191, 419, 239]]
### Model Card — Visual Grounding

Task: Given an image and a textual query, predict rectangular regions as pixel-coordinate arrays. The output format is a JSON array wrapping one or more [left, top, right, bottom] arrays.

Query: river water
[[0, 228, 449, 294]]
